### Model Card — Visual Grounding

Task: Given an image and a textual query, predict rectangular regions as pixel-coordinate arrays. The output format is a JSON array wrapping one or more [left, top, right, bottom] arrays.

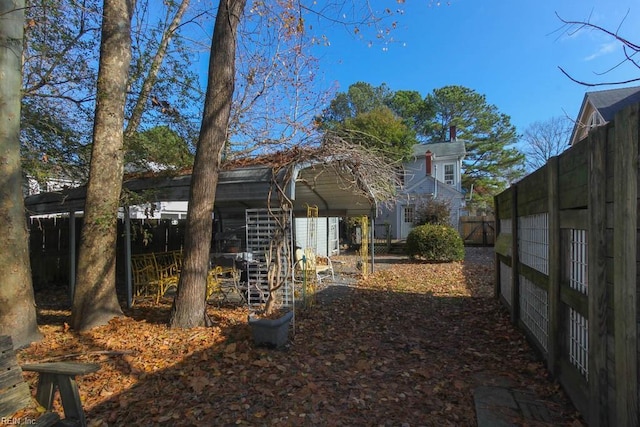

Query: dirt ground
[[12, 246, 584, 426]]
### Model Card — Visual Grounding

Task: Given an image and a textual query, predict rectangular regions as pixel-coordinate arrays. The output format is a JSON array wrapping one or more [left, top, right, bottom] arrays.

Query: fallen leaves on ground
[[12, 251, 584, 426]]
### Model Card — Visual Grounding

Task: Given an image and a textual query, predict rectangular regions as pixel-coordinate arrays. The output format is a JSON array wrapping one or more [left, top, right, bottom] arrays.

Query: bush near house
[[406, 224, 464, 262], [414, 198, 452, 226]]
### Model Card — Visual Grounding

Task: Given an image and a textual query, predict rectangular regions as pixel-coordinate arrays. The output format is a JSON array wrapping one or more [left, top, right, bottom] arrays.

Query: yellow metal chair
[[207, 265, 227, 303], [131, 254, 161, 304], [153, 251, 181, 300]]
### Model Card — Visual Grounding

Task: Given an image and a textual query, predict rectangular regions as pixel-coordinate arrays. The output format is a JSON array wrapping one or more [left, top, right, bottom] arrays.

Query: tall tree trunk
[[170, 0, 246, 328], [71, 0, 133, 331], [0, 0, 42, 348]]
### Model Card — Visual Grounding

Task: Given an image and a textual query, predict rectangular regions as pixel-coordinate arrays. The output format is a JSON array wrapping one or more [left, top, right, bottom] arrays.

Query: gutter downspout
[[433, 164, 438, 199]]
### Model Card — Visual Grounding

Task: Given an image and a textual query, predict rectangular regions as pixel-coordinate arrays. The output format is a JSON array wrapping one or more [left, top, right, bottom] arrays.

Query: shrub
[[414, 198, 452, 226], [406, 224, 464, 262]]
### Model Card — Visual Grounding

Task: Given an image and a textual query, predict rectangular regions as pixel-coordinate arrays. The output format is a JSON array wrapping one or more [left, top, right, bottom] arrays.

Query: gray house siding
[[378, 140, 466, 239]]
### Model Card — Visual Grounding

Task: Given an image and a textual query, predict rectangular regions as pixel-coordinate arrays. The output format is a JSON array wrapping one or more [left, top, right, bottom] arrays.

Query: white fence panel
[[519, 275, 549, 352]]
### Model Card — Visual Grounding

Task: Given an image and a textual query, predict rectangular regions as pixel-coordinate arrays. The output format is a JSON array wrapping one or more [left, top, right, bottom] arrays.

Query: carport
[[24, 156, 387, 306]]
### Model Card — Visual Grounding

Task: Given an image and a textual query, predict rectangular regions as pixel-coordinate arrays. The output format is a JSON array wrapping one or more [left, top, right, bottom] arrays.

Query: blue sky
[[308, 0, 640, 136]]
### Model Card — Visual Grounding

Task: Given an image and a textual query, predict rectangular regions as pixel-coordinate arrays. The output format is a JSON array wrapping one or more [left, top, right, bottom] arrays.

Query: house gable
[[405, 141, 466, 192], [570, 86, 640, 146]]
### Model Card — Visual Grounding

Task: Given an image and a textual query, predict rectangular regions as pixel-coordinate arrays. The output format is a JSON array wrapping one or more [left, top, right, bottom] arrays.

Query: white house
[[376, 127, 466, 239]]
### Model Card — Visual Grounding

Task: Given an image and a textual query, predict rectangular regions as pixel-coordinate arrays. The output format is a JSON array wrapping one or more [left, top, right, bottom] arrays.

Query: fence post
[[68, 211, 76, 301], [588, 125, 609, 426], [124, 207, 133, 309], [493, 196, 501, 299], [612, 105, 639, 427], [547, 156, 560, 376], [386, 223, 391, 253], [510, 183, 519, 324]]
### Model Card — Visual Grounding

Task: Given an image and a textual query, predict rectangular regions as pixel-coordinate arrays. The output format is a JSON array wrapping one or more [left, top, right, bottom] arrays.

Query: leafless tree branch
[[558, 66, 640, 87], [556, 10, 640, 86]]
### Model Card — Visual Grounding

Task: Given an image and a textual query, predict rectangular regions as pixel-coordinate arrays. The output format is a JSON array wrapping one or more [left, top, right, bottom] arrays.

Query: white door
[[400, 205, 415, 239]]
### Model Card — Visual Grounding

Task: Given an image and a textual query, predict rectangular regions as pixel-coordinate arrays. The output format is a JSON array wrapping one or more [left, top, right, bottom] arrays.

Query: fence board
[[494, 193, 509, 298], [495, 190, 512, 219], [510, 184, 520, 323], [588, 124, 609, 426], [559, 285, 588, 318], [612, 105, 639, 427], [559, 209, 588, 230], [518, 263, 549, 291], [558, 142, 589, 210], [547, 157, 560, 376], [517, 167, 548, 205], [558, 138, 588, 171], [516, 167, 548, 216]]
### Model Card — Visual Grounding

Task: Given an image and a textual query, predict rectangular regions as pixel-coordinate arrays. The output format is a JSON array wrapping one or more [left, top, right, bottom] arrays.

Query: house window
[[444, 164, 455, 185], [588, 112, 602, 130], [403, 205, 414, 223]]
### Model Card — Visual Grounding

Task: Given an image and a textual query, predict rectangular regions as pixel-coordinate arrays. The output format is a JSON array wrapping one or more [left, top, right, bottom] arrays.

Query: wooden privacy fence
[[29, 218, 186, 289], [459, 215, 494, 246], [29, 217, 79, 289], [494, 103, 639, 427]]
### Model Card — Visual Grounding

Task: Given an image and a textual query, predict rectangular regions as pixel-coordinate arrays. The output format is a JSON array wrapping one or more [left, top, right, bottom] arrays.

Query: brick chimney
[[425, 150, 432, 176], [449, 125, 457, 141]]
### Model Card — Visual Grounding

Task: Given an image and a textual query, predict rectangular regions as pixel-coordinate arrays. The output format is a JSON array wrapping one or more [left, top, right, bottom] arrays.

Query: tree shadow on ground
[[19, 251, 582, 426]]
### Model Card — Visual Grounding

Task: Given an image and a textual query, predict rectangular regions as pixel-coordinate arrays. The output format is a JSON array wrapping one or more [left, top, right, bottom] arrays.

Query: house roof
[[25, 160, 380, 218], [586, 86, 640, 122], [403, 173, 464, 198], [570, 85, 640, 145], [412, 141, 466, 158]]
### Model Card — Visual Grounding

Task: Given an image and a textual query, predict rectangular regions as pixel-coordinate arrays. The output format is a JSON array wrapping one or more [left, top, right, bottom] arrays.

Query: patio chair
[[294, 247, 334, 283], [153, 251, 181, 297], [131, 253, 161, 304], [207, 266, 227, 303]]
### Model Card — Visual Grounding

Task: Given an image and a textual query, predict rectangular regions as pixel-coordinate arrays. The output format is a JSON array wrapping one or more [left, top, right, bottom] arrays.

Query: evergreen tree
[[424, 85, 525, 212], [125, 126, 194, 172], [320, 81, 392, 125], [387, 89, 431, 140]]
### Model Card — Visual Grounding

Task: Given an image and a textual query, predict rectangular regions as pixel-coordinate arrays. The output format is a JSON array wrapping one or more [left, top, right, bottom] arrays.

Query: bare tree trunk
[[0, 0, 42, 348], [71, 0, 133, 331], [124, 0, 189, 139], [170, 0, 246, 328]]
